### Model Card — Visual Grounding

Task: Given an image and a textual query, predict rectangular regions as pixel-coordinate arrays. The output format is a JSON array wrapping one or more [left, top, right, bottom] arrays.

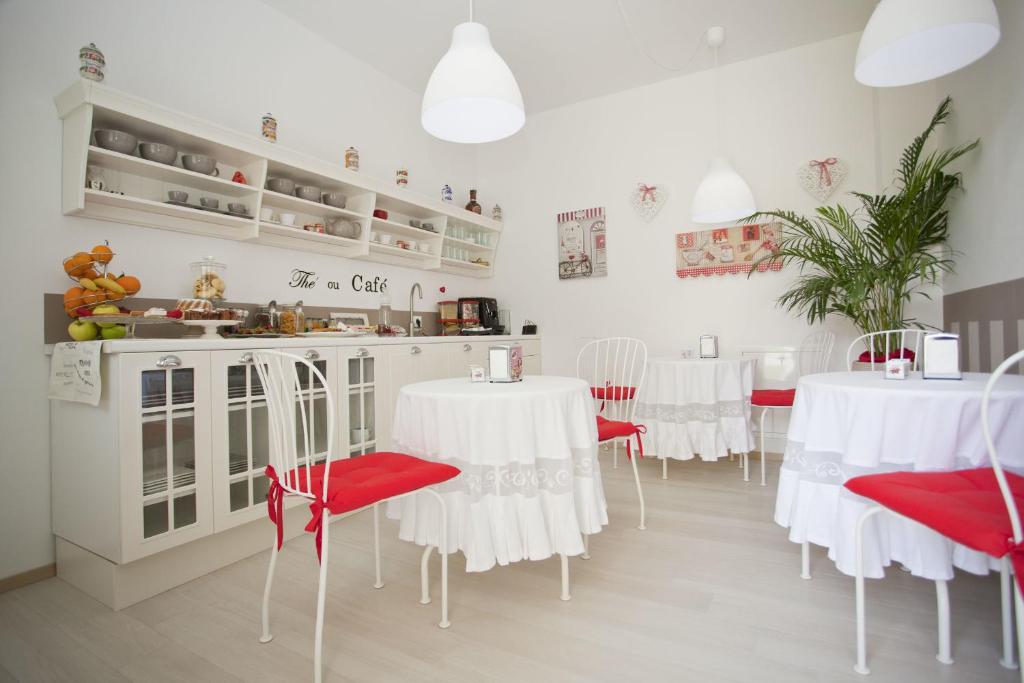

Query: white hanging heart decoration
[[797, 158, 848, 202], [630, 183, 669, 222]]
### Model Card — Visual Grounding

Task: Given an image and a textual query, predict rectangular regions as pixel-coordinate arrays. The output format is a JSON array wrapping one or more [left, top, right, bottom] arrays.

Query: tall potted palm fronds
[[748, 97, 978, 354]]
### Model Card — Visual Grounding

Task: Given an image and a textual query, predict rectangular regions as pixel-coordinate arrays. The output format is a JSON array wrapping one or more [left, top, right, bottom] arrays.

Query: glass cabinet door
[[211, 348, 336, 532], [120, 352, 212, 563], [344, 348, 378, 458]]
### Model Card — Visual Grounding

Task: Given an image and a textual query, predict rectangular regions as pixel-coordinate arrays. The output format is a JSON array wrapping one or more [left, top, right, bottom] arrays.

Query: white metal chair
[[847, 329, 926, 371], [845, 348, 1024, 677], [750, 330, 835, 486], [252, 350, 459, 683], [576, 337, 648, 530]]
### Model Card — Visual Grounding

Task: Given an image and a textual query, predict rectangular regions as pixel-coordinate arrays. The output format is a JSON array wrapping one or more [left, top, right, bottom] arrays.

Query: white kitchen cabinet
[[447, 340, 489, 377], [338, 345, 388, 456], [381, 344, 449, 449], [209, 346, 336, 532], [118, 351, 214, 563]]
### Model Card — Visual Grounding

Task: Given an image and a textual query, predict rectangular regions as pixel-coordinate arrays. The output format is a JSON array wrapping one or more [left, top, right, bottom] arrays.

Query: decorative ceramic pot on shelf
[[344, 146, 360, 171], [492, 204, 503, 221], [396, 167, 408, 187], [261, 113, 278, 143], [465, 189, 481, 214], [79, 43, 105, 82], [441, 184, 453, 202]]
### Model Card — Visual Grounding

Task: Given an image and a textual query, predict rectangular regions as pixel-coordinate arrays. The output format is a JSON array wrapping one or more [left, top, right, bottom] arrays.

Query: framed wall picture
[[557, 207, 607, 280], [676, 222, 783, 278]]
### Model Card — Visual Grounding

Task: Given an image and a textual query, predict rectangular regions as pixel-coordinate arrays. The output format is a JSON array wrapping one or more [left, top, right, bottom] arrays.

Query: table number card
[[923, 333, 962, 380]]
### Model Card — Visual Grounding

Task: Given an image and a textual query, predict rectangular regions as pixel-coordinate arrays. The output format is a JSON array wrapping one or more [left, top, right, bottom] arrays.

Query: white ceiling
[[263, 0, 876, 114]]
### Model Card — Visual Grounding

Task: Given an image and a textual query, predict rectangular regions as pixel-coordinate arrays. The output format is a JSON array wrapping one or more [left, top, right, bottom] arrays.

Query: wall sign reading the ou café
[[675, 222, 783, 278], [289, 268, 388, 293]]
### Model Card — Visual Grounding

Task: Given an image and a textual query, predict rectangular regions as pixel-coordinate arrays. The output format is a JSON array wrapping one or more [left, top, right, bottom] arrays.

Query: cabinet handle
[[305, 350, 320, 361], [156, 355, 182, 368], [238, 352, 253, 364], [410, 346, 422, 355], [463, 344, 472, 352], [355, 348, 369, 358]]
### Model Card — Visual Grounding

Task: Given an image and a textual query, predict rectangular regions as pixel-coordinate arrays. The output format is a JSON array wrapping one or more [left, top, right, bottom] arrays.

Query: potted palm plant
[[747, 97, 978, 358]]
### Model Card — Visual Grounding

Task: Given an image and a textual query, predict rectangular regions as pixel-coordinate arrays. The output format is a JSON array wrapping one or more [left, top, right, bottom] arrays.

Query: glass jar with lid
[[279, 301, 305, 335], [190, 256, 227, 300]]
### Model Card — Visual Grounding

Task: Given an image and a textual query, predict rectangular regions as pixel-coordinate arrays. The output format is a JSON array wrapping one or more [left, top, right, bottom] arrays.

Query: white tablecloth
[[775, 371, 1024, 580], [634, 357, 755, 461], [387, 376, 607, 572]]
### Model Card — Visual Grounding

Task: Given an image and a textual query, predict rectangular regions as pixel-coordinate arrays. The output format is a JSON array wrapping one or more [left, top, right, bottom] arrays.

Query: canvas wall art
[[557, 207, 607, 280], [675, 222, 783, 278]]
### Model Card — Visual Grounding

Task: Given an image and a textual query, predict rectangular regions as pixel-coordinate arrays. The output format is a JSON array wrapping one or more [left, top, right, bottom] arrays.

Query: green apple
[[92, 303, 121, 328], [68, 320, 99, 341], [100, 324, 127, 340]]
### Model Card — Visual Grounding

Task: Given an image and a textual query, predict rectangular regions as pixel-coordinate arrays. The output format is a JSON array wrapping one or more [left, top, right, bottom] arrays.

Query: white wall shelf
[[56, 80, 500, 278]]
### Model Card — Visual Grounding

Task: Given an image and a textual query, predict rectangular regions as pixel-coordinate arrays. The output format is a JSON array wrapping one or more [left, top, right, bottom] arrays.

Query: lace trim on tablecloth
[[392, 444, 598, 502], [635, 399, 747, 423]]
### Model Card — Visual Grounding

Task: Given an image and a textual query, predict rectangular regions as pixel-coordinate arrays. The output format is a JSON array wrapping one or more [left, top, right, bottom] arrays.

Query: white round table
[[634, 357, 755, 472], [387, 376, 608, 573], [775, 371, 1024, 580]]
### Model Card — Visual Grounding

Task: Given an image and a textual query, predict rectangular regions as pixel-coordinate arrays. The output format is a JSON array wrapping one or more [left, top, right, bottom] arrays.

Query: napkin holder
[[699, 335, 719, 359], [489, 344, 523, 383], [922, 333, 962, 380]]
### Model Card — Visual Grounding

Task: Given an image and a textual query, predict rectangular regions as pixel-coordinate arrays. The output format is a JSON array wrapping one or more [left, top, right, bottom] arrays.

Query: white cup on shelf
[[259, 207, 274, 222], [379, 233, 393, 246], [280, 212, 296, 226]]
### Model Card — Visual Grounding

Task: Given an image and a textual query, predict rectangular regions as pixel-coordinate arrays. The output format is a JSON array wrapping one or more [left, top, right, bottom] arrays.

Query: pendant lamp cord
[[469, 0, 474, 22], [713, 43, 721, 153], [616, 0, 707, 72]]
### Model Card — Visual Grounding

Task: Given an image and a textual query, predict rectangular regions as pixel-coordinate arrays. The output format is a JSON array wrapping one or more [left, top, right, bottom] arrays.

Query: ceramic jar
[[396, 167, 408, 187], [492, 204, 503, 221], [79, 43, 105, 82], [441, 184, 453, 202], [344, 147, 360, 171], [261, 113, 278, 142]]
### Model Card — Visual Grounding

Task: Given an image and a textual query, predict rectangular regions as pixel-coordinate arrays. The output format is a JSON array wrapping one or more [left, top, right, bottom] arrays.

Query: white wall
[[938, 0, 1024, 295], [0, 0, 491, 579], [479, 32, 942, 377]]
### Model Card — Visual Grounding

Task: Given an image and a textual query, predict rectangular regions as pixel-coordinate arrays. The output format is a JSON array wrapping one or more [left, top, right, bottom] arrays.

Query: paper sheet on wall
[[48, 341, 102, 405]]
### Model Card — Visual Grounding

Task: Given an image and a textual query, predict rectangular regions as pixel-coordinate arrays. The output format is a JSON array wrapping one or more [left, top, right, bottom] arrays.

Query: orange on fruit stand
[[63, 252, 93, 277], [91, 244, 113, 264], [116, 274, 141, 295], [81, 290, 106, 306], [64, 286, 86, 314]]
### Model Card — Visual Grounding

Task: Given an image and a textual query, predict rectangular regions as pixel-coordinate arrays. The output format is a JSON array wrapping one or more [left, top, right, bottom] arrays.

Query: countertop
[[45, 334, 541, 354]]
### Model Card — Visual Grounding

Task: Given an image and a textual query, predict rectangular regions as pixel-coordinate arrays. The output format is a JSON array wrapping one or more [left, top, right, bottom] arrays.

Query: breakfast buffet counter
[[46, 333, 540, 354]]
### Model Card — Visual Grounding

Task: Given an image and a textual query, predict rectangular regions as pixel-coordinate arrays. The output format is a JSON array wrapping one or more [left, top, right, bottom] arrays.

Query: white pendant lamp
[[421, 1, 524, 143], [691, 27, 755, 224], [855, 0, 1000, 87]]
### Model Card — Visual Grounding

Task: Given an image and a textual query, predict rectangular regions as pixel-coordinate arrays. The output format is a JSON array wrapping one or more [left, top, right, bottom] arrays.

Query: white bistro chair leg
[[313, 513, 331, 683], [662, 457, 668, 480], [1015, 585, 1024, 683], [581, 534, 590, 560], [935, 579, 953, 665], [628, 439, 646, 530], [560, 554, 571, 601], [259, 541, 279, 644], [1002, 556, 1019, 669], [759, 407, 769, 487], [373, 503, 384, 589], [420, 545, 433, 605], [742, 452, 750, 481], [613, 440, 618, 469], [801, 541, 811, 580], [855, 506, 885, 675]]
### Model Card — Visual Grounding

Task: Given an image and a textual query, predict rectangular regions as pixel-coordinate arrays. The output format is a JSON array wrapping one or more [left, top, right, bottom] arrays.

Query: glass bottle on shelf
[[376, 292, 392, 334], [465, 189, 482, 214]]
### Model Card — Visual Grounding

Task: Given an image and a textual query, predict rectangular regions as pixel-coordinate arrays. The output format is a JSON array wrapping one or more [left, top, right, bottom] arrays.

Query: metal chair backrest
[[576, 337, 648, 423], [982, 349, 1024, 546], [251, 350, 335, 503], [798, 330, 836, 377], [846, 329, 925, 371]]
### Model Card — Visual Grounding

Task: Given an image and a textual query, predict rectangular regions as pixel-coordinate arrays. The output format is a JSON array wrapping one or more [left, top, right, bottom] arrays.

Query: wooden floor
[[0, 454, 1015, 682]]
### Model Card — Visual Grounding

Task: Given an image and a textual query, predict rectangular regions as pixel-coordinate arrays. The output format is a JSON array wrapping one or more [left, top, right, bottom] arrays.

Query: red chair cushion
[[751, 388, 796, 407], [265, 452, 461, 561], [858, 348, 916, 363], [844, 468, 1024, 560], [596, 415, 640, 441], [591, 385, 637, 401]]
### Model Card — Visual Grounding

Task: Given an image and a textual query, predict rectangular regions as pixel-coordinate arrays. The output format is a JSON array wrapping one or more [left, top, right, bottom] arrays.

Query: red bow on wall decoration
[[809, 158, 838, 186], [638, 184, 658, 201]]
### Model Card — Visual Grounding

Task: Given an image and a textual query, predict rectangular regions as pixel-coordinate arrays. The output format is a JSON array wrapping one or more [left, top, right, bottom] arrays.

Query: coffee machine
[[458, 297, 501, 334]]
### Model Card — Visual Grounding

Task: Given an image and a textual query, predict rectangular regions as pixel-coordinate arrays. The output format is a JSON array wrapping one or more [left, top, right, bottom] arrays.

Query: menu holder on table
[[699, 335, 719, 359]]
